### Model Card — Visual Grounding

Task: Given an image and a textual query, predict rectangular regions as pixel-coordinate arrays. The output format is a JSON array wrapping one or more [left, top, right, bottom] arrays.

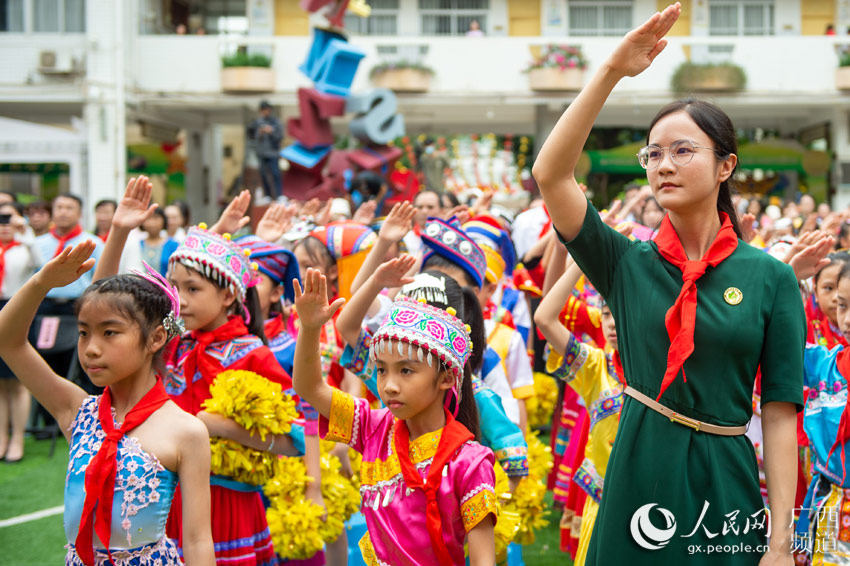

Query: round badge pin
[[724, 287, 743, 306]]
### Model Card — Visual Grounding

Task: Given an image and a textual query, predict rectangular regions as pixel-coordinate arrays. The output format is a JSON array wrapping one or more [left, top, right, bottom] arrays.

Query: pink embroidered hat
[[168, 224, 259, 301], [369, 296, 473, 399]]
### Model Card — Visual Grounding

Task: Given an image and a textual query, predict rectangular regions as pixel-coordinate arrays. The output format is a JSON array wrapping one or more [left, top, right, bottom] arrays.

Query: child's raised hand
[[293, 268, 346, 330], [35, 241, 96, 289], [379, 202, 416, 243], [255, 203, 294, 243], [112, 176, 158, 230], [605, 3, 680, 78], [352, 200, 377, 225], [373, 254, 417, 289], [789, 233, 835, 282], [211, 190, 251, 235]]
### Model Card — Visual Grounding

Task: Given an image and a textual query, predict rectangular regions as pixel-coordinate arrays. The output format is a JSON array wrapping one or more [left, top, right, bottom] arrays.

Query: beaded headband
[[169, 223, 259, 301], [131, 261, 185, 337], [369, 296, 473, 401]]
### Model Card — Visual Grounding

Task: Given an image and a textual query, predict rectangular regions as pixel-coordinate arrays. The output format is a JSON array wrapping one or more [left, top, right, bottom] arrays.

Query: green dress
[[559, 201, 804, 565]]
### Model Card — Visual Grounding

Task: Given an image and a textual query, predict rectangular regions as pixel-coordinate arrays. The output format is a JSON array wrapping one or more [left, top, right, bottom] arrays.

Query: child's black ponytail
[[241, 286, 268, 345], [448, 364, 481, 442]]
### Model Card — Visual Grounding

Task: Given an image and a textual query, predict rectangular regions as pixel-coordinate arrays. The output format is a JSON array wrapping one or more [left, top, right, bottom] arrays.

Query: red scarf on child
[[182, 316, 249, 395], [0, 240, 21, 289], [653, 213, 738, 401], [50, 224, 83, 258], [75, 379, 170, 566], [393, 411, 475, 564], [827, 349, 850, 483]]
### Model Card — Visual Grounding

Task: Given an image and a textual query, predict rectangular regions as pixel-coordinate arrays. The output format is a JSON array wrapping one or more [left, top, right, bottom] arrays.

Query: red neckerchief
[[264, 313, 285, 341], [0, 240, 21, 287], [612, 350, 625, 386], [653, 213, 738, 401], [97, 230, 109, 243], [50, 224, 83, 258], [393, 411, 474, 564], [828, 348, 850, 482], [75, 379, 170, 566], [806, 296, 848, 350], [183, 316, 250, 397]]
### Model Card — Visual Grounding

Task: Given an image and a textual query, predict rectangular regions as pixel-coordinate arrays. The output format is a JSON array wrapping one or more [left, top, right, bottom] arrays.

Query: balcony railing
[[127, 34, 842, 97], [0, 33, 840, 97]]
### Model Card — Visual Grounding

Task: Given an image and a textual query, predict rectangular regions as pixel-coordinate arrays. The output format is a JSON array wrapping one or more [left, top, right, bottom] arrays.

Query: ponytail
[[460, 286, 486, 374], [448, 364, 481, 442], [241, 286, 268, 345], [717, 181, 743, 239]]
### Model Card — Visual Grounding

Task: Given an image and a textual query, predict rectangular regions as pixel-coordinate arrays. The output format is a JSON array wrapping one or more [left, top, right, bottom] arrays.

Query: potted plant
[[221, 52, 274, 94], [670, 62, 746, 93], [369, 61, 435, 93], [524, 45, 587, 91], [837, 52, 850, 90]]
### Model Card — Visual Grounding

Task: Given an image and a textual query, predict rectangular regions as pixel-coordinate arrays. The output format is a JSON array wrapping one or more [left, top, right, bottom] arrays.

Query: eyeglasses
[[637, 139, 718, 170]]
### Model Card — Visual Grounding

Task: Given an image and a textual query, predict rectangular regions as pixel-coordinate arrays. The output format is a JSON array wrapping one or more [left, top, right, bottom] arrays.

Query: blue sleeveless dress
[[64, 396, 182, 565]]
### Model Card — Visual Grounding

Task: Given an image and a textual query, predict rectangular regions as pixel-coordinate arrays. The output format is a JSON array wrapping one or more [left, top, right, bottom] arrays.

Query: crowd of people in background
[[0, 163, 846, 563]]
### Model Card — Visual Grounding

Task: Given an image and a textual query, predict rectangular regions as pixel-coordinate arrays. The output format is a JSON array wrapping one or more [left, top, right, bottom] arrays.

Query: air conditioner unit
[[38, 50, 76, 75]]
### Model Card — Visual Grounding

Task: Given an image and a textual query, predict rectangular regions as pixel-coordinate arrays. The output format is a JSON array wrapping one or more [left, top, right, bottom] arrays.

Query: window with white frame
[[345, 0, 399, 35], [419, 0, 488, 36], [568, 0, 632, 37], [0, 0, 84, 32], [709, 0, 773, 36]]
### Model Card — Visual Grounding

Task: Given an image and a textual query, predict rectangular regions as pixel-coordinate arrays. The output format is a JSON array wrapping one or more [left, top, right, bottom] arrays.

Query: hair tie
[[131, 261, 185, 337]]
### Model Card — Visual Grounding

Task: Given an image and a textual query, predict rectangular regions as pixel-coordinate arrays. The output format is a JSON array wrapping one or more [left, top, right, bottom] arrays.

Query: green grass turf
[[0, 435, 574, 565], [0, 436, 69, 566]]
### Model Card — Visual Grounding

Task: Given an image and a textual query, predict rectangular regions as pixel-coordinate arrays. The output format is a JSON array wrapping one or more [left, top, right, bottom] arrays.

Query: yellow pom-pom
[[223, 233, 231, 241], [202, 370, 299, 486], [198, 222, 208, 230], [464, 324, 471, 334], [446, 306, 457, 316], [526, 372, 558, 430], [252, 262, 259, 271], [243, 249, 252, 256], [417, 297, 427, 304], [264, 441, 361, 559]]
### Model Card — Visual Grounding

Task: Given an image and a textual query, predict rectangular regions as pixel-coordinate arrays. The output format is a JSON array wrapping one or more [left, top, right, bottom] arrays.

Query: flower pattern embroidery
[[67, 397, 175, 548]]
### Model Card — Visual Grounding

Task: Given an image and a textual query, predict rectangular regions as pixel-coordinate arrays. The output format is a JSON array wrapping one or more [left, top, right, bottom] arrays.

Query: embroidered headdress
[[168, 224, 259, 301], [369, 296, 472, 400], [421, 216, 487, 289], [234, 235, 301, 304]]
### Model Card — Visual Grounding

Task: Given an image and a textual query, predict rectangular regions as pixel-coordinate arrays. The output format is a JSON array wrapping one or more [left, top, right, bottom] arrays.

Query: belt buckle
[[670, 412, 701, 432]]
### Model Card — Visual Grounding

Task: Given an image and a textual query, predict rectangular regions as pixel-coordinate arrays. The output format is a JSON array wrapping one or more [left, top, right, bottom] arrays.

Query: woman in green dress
[[532, 4, 801, 565]]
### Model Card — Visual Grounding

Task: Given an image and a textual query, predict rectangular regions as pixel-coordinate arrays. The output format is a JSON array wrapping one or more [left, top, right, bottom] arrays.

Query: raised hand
[[789, 233, 835, 281], [112, 176, 158, 230], [293, 268, 346, 330], [783, 230, 823, 263], [739, 213, 756, 244], [605, 3, 681, 78], [379, 202, 416, 243], [211, 190, 251, 235], [35, 241, 96, 289], [373, 255, 417, 289], [316, 199, 333, 227], [256, 203, 296, 243], [352, 200, 377, 225], [445, 204, 471, 225], [601, 200, 624, 227]]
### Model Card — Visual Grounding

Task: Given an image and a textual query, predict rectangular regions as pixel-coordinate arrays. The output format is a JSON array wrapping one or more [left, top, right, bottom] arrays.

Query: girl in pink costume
[[293, 269, 497, 566]]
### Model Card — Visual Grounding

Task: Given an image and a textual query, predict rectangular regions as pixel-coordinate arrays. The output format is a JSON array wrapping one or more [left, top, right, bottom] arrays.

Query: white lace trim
[[67, 396, 169, 547], [461, 482, 495, 505]]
